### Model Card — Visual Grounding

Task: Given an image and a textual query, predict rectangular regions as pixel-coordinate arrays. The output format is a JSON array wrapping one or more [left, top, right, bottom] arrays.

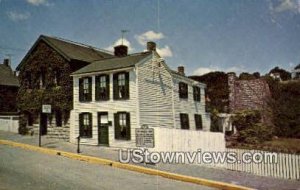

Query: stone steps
[[30, 127, 70, 141], [47, 127, 70, 141]]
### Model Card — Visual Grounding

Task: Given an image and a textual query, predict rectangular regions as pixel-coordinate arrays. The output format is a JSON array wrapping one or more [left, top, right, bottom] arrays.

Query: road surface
[[0, 145, 214, 190]]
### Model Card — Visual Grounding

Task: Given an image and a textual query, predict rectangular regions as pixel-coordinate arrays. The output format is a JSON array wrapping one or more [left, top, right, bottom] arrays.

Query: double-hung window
[[95, 74, 109, 100], [180, 113, 190, 130], [79, 113, 92, 138], [79, 77, 92, 102], [194, 114, 203, 130], [114, 112, 130, 140], [113, 72, 129, 100], [193, 86, 201, 102], [179, 82, 188, 99]]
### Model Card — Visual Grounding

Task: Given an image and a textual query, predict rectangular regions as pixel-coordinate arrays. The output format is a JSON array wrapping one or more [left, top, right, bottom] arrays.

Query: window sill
[[80, 136, 93, 139], [79, 100, 92, 103], [114, 138, 131, 141], [95, 99, 110, 102]]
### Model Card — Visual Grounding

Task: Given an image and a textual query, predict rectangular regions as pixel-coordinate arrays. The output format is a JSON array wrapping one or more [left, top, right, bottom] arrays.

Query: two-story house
[[70, 42, 210, 147], [16, 35, 113, 138]]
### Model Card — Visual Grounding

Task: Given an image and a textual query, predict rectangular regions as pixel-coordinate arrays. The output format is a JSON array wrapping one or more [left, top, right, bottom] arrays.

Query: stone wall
[[228, 73, 271, 112]]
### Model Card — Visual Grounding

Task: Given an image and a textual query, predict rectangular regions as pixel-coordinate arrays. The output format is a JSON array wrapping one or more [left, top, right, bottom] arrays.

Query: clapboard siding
[[137, 56, 174, 129], [71, 69, 137, 148], [173, 77, 211, 131], [71, 53, 211, 147]]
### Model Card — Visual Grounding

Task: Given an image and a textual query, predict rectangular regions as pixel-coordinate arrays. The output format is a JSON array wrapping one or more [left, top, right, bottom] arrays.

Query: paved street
[[0, 145, 214, 190], [1, 131, 300, 190]]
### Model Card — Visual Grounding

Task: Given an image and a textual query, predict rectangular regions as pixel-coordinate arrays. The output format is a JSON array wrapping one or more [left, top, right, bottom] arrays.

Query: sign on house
[[42, 105, 51, 113], [136, 124, 155, 148]]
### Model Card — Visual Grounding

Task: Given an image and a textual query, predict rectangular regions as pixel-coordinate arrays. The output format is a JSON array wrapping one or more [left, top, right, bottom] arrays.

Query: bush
[[18, 115, 28, 135], [232, 110, 273, 144], [239, 123, 273, 144]]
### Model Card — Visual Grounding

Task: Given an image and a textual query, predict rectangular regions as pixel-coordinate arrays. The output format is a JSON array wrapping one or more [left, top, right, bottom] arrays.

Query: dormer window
[[179, 82, 188, 99], [95, 74, 109, 101], [79, 77, 92, 102], [113, 72, 129, 100]]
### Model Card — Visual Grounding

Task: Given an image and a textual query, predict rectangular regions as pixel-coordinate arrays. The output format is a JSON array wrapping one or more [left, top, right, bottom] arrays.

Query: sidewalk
[[1, 131, 299, 190]]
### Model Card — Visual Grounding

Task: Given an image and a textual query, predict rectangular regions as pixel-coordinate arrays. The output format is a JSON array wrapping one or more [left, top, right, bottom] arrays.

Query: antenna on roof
[[121, 30, 129, 45]]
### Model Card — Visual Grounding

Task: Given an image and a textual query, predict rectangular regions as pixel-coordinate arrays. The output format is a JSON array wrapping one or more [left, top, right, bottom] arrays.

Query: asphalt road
[[0, 145, 214, 190]]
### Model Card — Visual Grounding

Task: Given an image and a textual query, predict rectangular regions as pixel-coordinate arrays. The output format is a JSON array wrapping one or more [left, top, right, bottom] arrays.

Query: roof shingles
[[0, 64, 19, 87], [72, 52, 151, 75]]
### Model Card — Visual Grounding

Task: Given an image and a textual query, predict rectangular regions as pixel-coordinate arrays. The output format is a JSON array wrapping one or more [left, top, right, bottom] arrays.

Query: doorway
[[98, 112, 109, 146]]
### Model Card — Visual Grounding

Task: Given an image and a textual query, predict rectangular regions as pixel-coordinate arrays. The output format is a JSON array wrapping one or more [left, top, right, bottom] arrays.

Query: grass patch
[[228, 138, 300, 154]]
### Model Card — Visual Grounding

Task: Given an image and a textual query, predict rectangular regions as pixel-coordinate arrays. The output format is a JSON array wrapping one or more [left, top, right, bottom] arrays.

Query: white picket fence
[[224, 148, 300, 180], [148, 127, 300, 180]]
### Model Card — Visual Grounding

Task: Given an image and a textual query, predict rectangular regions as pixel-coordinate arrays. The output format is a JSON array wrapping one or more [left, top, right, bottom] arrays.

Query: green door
[[98, 112, 109, 146]]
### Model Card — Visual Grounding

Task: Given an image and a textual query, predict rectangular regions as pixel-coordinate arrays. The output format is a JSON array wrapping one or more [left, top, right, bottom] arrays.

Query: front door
[[40, 113, 47, 135], [98, 112, 109, 146]]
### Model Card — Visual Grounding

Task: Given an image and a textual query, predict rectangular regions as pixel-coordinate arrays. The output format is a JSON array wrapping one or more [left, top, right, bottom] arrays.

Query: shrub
[[18, 115, 28, 135], [232, 110, 273, 144]]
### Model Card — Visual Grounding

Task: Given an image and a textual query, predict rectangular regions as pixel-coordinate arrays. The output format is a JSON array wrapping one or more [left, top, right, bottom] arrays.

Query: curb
[[0, 139, 254, 190]]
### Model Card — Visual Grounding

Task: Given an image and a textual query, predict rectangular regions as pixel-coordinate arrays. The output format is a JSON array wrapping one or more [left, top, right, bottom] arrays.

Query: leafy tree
[[271, 80, 300, 138], [189, 72, 229, 112], [269, 66, 291, 81], [239, 72, 260, 80]]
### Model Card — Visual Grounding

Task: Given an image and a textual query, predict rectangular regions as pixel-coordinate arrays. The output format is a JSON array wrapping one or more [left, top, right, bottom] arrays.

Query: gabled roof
[[0, 64, 19, 87], [17, 35, 114, 70], [72, 52, 152, 75]]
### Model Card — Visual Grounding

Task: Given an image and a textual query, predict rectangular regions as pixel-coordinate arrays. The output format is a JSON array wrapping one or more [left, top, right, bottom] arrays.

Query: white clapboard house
[[70, 42, 211, 147]]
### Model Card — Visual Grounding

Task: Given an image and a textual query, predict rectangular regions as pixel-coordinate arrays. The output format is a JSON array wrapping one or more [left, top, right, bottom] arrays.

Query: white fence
[[0, 115, 19, 133], [224, 148, 300, 180], [151, 127, 226, 152], [147, 127, 299, 180]]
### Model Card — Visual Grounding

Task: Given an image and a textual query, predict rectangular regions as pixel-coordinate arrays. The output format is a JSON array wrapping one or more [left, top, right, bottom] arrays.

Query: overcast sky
[[0, 0, 300, 75]]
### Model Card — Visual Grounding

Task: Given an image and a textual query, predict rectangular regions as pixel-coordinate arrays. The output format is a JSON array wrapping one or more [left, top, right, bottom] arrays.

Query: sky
[[0, 0, 300, 76]]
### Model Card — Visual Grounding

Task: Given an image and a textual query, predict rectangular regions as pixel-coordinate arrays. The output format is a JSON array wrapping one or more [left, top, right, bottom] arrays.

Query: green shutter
[[114, 113, 120, 139], [186, 114, 190, 129], [193, 86, 196, 101], [179, 83, 183, 98], [88, 77, 92, 101], [125, 72, 129, 99], [106, 74, 110, 100], [113, 74, 118, 100], [95, 76, 100, 101], [88, 113, 93, 137], [199, 115, 203, 130], [180, 113, 184, 129], [79, 78, 83, 102], [185, 83, 188, 99], [79, 113, 83, 137], [126, 112, 131, 140]]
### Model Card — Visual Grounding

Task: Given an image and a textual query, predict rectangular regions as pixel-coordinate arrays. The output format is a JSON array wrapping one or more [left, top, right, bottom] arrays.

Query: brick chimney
[[114, 45, 128, 57], [177, 66, 185, 76], [147, 41, 156, 51], [3, 58, 10, 67]]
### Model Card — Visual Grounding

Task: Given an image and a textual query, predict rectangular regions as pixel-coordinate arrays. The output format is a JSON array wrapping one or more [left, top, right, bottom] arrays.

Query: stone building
[[16, 35, 113, 139]]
